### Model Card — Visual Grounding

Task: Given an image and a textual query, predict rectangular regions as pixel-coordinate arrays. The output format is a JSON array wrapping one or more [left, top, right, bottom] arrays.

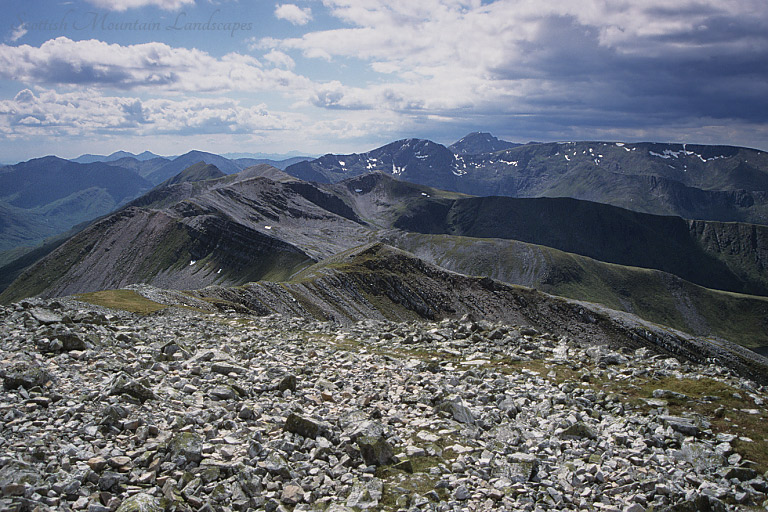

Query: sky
[[1, 0, 768, 163]]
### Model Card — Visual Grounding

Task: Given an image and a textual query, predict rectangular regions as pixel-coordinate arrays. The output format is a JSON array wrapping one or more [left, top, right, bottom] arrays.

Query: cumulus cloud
[[0, 37, 312, 93], [84, 0, 195, 11], [263, 50, 296, 70], [275, 4, 312, 25], [0, 87, 304, 139], [259, 0, 768, 131]]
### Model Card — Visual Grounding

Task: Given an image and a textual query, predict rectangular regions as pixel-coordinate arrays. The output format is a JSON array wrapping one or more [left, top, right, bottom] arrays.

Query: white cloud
[[257, 0, 768, 120], [0, 87, 303, 138], [263, 50, 296, 70], [84, 0, 195, 11], [275, 4, 313, 25], [0, 37, 313, 94], [7, 23, 27, 43]]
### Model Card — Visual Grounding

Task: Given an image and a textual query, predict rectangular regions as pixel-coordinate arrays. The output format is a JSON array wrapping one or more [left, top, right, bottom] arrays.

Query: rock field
[[1, 298, 767, 511]]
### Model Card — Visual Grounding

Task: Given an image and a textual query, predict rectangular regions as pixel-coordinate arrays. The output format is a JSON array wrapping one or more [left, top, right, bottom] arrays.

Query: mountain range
[[0, 151, 314, 264], [1, 159, 766, 352], [1, 133, 768, 357], [286, 137, 768, 224]]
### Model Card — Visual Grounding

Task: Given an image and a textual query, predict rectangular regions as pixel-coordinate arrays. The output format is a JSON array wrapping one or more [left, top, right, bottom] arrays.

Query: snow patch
[[189, 260, 196, 266], [564, 154, 570, 161], [354, 188, 363, 193], [264, 225, 272, 230]]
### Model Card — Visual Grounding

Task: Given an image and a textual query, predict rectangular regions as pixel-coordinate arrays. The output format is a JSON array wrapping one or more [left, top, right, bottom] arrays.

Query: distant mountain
[[0, 156, 152, 253], [285, 138, 768, 224], [286, 138, 459, 186], [233, 156, 313, 170], [160, 161, 226, 187], [237, 164, 301, 183], [0, 156, 150, 209], [72, 150, 162, 164], [145, 150, 244, 184], [448, 132, 520, 155], [387, 189, 768, 296], [223, 151, 315, 160], [0, 167, 369, 300], [103, 156, 171, 179]]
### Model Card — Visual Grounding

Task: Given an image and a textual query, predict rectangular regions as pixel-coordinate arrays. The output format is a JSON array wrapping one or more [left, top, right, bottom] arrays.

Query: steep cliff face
[[689, 220, 768, 296]]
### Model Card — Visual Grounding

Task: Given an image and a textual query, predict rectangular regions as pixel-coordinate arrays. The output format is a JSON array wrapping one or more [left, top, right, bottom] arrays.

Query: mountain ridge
[[285, 137, 768, 224], [4, 169, 768, 354]]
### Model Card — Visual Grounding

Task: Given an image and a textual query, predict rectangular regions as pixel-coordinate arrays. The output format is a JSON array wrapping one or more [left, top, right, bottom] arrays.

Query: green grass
[[481, 355, 768, 475], [596, 374, 768, 474], [389, 232, 768, 348], [75, 289, 167, 314]]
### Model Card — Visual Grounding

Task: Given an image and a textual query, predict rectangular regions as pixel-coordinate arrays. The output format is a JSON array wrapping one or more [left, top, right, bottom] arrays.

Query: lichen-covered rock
[[434, 398, 475, 424], [168, 432, 203, 464], [562, 422, 597, 440], [115, 493, 162, 512], [346, 478, 383, 509], [1, 363, 53, 390], [357, 435, 394, 466], [108, 372, 155, 402]]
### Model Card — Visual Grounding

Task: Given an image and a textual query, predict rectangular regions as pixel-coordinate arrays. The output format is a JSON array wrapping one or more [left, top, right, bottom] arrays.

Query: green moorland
[[389, 233, 768, 349]]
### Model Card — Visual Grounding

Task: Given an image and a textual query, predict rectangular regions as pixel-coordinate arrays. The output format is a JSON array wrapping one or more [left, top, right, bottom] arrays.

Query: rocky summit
[[1, 298, 768, 512]]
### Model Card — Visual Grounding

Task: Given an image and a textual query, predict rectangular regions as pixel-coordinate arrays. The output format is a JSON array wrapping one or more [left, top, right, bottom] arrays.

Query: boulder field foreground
[[1, 297, 768, 512]]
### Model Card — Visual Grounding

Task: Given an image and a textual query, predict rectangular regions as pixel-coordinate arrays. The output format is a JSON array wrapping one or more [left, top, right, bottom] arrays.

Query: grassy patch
[[596, 374, 768, 473], [376, 459, 447, 510], [75, 289, 167, 315]]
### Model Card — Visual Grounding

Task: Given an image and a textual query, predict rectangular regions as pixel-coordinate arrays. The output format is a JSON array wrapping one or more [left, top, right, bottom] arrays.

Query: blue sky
[[1, 0, 768, 163]]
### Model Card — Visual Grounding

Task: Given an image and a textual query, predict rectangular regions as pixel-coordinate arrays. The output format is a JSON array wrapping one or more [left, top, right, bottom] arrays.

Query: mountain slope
[[0, 171, 373, 302], [160, 161, 226, 187], [3, 169, 767, 357], [391, 193, 768, 296], [387, 232, 768, 348], [191, 243, 768, 382], [0, 157, 152, 253]]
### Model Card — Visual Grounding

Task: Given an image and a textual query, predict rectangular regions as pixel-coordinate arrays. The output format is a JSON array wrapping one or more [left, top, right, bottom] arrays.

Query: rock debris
[[1, 299, 767, 511]]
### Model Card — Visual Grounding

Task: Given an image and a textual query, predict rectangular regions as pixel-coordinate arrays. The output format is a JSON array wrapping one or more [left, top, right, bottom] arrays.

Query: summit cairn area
[[1, 299, 767, 511]]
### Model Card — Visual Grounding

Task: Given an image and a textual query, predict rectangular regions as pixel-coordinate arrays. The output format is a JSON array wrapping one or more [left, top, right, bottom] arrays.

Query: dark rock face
[[356, 435, 395, 466], [168, 432, 204, 463], [284, 413, 330, 439], [1, 363, 53, 390]]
